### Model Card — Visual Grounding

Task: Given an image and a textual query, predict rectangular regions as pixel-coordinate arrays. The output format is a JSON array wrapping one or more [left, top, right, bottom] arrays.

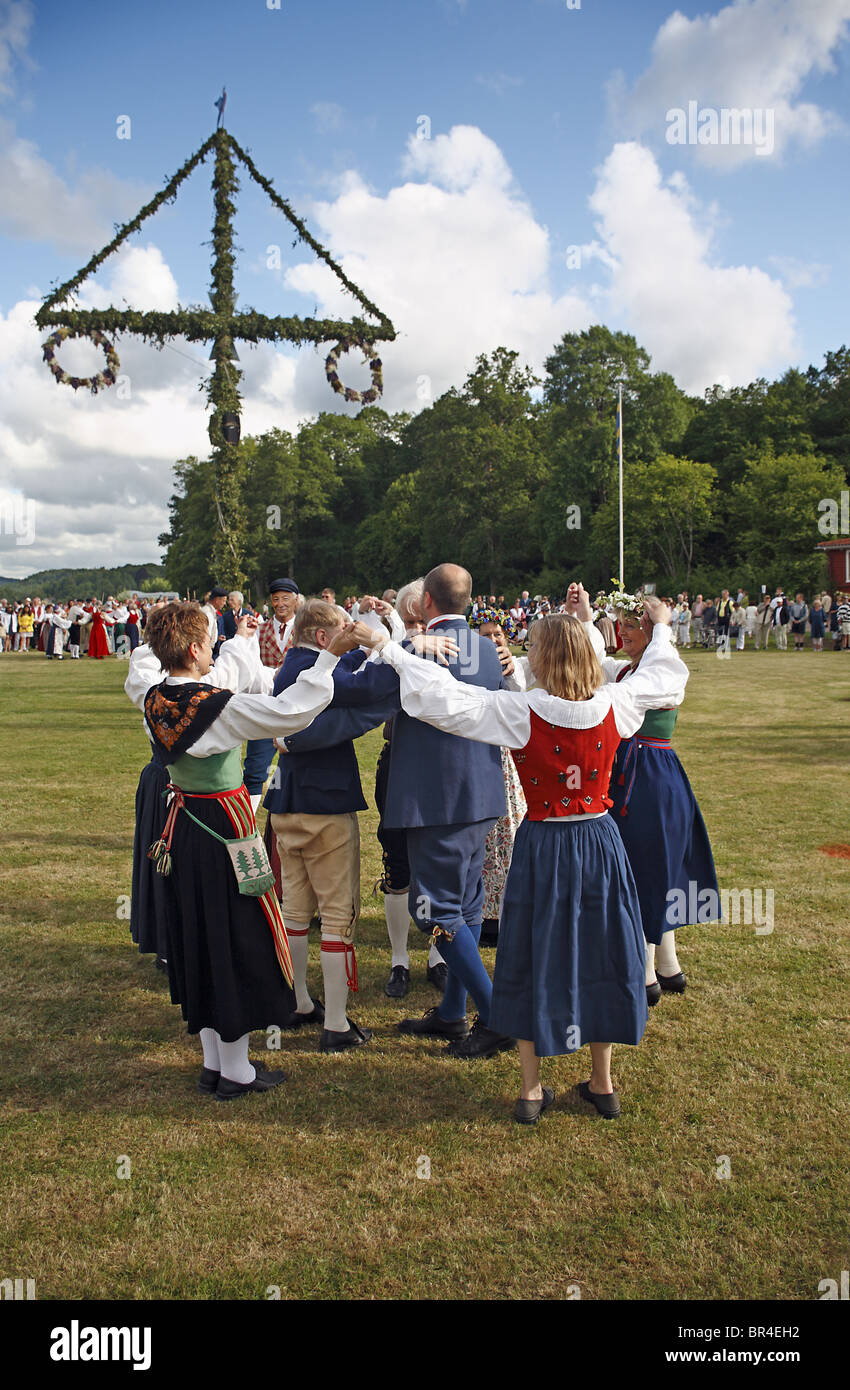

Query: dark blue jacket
[[262, 645, 399, 815], [383, 618, 506, 829]]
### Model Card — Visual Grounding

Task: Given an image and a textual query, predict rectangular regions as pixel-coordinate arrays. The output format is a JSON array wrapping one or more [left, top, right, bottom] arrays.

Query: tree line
[[153, 328, 849, 602]]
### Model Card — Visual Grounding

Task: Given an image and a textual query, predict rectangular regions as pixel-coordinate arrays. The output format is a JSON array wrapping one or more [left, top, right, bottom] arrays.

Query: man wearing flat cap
[[243, 578, 301, 812]]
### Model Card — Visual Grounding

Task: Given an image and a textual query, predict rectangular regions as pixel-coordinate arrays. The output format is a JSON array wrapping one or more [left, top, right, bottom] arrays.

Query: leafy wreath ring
[[325, 339, 383, 405], [41, 326, 120, 394]]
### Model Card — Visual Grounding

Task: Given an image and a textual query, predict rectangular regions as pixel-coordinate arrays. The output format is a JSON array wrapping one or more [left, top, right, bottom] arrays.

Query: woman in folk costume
[[139, 601, 360, 1100], [365, 592, 682, 1123], [591, 587, 719, 1005], [87, 605, 111, 659], [466, 605, 527, 946], [124, 611, 280, 967]]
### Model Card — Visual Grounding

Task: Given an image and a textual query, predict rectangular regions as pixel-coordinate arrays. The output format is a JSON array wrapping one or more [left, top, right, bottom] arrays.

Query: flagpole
[[618, 382, 624, 586]]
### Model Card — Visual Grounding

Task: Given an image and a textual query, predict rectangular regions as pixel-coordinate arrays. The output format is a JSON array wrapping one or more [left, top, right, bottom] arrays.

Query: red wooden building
[[816, 538, 850, 590]]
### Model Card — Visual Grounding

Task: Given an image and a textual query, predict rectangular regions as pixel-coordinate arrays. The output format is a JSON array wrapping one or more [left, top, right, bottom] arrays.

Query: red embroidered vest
[[259, 618, 289, 669], [511, 708, 621, 819]]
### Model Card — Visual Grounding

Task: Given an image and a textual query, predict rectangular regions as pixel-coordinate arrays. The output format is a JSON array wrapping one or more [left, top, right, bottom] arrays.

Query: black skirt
[[130, 757, 175, 956], [167, 794, 295, 1040]]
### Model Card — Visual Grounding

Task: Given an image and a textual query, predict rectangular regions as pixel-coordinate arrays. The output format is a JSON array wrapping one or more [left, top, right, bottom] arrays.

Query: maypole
[[35, 101, 396, 591], [617, 381, 624, 588]]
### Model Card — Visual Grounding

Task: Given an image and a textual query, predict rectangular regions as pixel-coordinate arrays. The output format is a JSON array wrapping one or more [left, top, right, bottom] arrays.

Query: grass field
[[1, 646, 848, 1301]]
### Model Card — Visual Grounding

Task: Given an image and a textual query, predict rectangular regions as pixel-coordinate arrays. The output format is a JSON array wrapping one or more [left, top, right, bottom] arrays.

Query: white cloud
[[619, 0, 850, 167], [589, 141, 796, 392], [0, 0, 33, 100], [310, 101, 344, 134]]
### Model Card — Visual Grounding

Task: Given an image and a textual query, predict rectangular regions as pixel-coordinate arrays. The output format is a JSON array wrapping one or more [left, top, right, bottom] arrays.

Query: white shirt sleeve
[[503, 655, 533, 692], [607, 626, 688, 735], [377, 640, 532, 749], [124, 635, 270, 709], [185, 650, 339, 755]]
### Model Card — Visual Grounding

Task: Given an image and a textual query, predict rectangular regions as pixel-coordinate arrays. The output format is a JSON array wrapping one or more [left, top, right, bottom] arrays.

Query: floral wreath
[[325, 339, 383, 405], [593, 580, 645, 619], [468, 606, 519, 641], [41, 327, 120, 394]]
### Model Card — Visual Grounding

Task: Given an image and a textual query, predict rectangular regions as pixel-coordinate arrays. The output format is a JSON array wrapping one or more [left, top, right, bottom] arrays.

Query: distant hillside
[[0, 564, 170, 602]]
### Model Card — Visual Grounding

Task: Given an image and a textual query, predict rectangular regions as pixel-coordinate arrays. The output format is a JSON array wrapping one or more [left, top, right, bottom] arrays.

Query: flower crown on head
[[468, 606, 519, 641], [593, 579, 646, 618]]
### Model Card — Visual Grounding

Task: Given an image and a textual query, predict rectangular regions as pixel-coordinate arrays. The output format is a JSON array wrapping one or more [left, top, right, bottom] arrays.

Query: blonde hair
[[528, 615, 602, 701], [292, 598, 345, 647], [145, 601, 209, 671]]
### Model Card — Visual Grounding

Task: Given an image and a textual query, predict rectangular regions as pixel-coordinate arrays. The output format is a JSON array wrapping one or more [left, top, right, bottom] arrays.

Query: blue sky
[[1, 0, 849, 574]]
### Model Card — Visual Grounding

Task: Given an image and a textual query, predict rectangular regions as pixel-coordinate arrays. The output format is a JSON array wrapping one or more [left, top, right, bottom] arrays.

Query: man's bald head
[[423, 563, 473, 617]]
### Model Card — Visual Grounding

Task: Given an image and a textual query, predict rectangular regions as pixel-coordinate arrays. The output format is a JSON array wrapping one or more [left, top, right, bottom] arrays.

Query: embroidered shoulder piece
[[144, 682, 233, 763]]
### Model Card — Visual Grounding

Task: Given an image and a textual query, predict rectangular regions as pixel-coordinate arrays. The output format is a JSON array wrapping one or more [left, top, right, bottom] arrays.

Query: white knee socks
[[428, 941, 445, 968], [217, 1032, 255, 1084], [644, 938, 657, 985], [657, 931, 682, 977], [384, 893, 411, 968], [285, 921, 313, 1013], [320, 935, 350, 1033], [199, 1027, 220, 1071]]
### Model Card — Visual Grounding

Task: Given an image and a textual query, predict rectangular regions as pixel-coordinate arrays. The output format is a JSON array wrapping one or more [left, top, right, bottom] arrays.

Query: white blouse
[[125, 633, 276, 710], [376, 624, 684, 749], [126, 639, 338, 756]]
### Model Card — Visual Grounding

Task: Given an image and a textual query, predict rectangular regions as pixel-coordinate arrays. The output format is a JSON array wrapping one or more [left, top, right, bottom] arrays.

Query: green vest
[[637, 707, 678, 740], [166, 747, 244, 792]]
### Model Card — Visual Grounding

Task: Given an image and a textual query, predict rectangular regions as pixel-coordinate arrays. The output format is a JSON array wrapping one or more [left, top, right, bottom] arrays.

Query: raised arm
[[186, 650, 340, 755], [377, 639, 532, 749]]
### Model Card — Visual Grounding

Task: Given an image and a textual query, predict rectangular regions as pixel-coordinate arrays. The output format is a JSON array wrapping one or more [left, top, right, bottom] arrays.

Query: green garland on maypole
[[34, 118, 396, 590], [208, 129, 247, 585]]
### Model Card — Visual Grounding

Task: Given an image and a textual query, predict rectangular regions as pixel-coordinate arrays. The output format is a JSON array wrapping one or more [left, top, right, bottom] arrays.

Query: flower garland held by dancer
[[139, 601, 365, 1101], [363, 593, 685, 1123]]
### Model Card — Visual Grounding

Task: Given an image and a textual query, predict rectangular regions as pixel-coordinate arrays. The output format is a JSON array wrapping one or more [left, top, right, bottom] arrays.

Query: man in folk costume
[[243, 578, 300, 814], [141, 601, 364, 1099], [264, 600, 401, 1052], [386, 563, 514, 1060]]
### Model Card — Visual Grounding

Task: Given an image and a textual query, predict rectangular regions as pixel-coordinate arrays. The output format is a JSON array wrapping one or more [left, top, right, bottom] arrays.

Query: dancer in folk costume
[[586, 587, 719, 1004], [45, 605, 72, 660], [124, 613, 280, 966], [466, 606, 527, 945], [243, 577, 300, 815], [87, 605, 112, 659], [364, 593, 683, 1121], [139, 601, 360, 1099]]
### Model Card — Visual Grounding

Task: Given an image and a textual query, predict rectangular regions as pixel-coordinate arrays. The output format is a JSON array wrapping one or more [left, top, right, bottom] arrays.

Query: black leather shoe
[[646, 980, 662, 1006], [445, 1017, 515, 1059], [514, 1086, 555, 1125], [384, 965, 410, 998], [281, 998, 326, 1029], [320, 1018, 372, 1053], [216, 1063, 288, 1101], [197, 1067, 220, 1094], [658, 970, 687, 993], [398, 1006, 468, 1039], [577, 1080, 621, 1118], [426, 962, 448, 991]]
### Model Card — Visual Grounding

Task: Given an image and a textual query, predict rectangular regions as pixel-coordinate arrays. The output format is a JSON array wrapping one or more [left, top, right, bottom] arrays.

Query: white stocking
[[320, 935, 350, 1034], [285, 921, 313, 1013], [657, 931, 682, 977], [199, 1027, 220, 1071], [384, 893, 410, 968], [645, 938, 657, 986], [217, 1032, 254, 1084], [428, 941, 445, 968]]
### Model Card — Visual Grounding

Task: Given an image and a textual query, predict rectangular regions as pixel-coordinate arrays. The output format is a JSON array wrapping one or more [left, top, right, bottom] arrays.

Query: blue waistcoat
[[383, 618, 506, 829]]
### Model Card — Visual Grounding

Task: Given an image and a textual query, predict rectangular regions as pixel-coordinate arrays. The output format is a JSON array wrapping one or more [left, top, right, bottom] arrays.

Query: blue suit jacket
[[383, 618, 506, 829], [263, 646, 399, 815]]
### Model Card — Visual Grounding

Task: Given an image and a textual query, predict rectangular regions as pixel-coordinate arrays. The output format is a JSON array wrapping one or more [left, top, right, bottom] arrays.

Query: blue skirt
[[490, 815, 648, 1057], [608, 741, 718, 944]]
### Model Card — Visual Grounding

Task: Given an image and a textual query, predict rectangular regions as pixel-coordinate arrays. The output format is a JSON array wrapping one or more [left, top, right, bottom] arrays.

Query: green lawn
[[1, 646, 848, 1300]]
